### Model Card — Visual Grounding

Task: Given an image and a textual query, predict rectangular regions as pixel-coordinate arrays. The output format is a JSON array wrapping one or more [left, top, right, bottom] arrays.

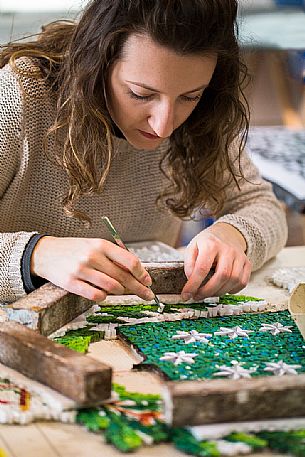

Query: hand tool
[[101, 216, 162, 307]]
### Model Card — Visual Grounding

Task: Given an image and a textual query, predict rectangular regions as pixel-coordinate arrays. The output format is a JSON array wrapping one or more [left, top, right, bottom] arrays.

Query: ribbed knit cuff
[[215, 214, 265, 271], [21, 234, 47, 293]]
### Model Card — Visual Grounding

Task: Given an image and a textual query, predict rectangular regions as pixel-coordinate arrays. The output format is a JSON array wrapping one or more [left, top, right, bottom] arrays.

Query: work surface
[[1, 245, 305, 457]]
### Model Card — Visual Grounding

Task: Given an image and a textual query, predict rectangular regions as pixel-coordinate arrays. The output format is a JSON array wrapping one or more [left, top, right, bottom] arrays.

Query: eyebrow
[[126, 80, 208, 95]]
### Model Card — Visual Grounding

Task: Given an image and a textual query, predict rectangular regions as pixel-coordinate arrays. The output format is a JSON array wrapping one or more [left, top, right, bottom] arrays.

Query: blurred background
[[0, 0, 305, 247]]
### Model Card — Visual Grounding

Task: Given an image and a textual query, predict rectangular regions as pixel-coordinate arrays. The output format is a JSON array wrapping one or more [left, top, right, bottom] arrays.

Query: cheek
[[110, 88, 130, 116], [176, 104, 197, 127], [124, 104, 147, 122]]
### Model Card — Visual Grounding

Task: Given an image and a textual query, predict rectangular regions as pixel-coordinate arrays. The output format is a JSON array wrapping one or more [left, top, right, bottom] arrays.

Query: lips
[[138, 130, 160, 139]]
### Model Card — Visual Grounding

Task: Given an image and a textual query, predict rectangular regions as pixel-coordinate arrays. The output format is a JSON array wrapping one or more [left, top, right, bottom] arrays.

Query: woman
[[0, 0, 287, 304]]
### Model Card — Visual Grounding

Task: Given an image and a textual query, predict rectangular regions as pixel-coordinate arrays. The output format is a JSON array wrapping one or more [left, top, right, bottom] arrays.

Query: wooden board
[[0, 263, 191, 336], [164, 374, 305, 427], [0, 282, 93, 336], [144, 262, 187, 294], [144, 262, 214, 294], [0, 322, 112, 405]]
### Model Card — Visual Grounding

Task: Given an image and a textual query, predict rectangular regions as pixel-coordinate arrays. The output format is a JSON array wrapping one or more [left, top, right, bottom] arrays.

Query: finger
[[181, 244, 216, 297], [102, 242, 151, 285], [68, 278, 107, 302], [92, 256, 154, 301], [184, 241, 199, 279], [77, 267, 125, 295], [193, 253, 234, 299], [211, 257, 244, 297], [228, 260, 252, 294], [242, 260, 252, 285], [117, 272, 154, 301]]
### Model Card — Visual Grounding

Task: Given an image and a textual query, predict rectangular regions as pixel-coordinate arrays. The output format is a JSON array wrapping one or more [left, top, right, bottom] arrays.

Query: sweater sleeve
[[215, 144, 288, 271], [0, 65, 38, 302]]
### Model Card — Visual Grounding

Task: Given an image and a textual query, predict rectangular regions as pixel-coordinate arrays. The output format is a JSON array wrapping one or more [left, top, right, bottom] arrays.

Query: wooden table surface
[[1, 246, 304, 457]]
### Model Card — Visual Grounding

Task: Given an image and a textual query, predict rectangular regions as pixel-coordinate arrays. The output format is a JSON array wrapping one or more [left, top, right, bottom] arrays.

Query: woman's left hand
[[181, 222, 252, 301]]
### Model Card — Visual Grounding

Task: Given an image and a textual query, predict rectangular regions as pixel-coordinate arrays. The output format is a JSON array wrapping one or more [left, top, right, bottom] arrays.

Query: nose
[[148, 101, 175, 138]]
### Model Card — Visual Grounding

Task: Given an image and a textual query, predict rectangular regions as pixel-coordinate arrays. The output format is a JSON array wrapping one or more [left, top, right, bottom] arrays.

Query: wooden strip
[[289, 282, 305, 339], [289, 282, 305, 315], [145, 262, 214, 294], [145, 263, 186, 294], [1, 283, 93, 336], [1, 264, 187, 335], [0, 322, 112, 405], [164, 374, 305, 426], [0, 263, 214, 336]]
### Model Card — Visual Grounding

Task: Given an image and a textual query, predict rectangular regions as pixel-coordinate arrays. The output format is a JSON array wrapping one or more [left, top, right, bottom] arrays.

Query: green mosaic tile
[[75, 383, 305, 456], [171, 428, 220, 456], [225, 432, 267, 449], [113, 383, 161, 411], [104, 411, 143, 452], [118, 311, 305, 381], [77, 409, 110, 432], [86, 314, 118, 324], [257, 430, 305, 456], [76, 384, 169, 452], [54, 328, 104, 353], [86, 304, 195, 324], [87, 294, 262, 324], [219, 294, 262, 304], [53, 294, 266, 353]]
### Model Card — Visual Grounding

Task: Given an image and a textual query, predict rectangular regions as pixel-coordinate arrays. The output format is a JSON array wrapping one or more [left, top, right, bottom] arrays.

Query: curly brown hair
[[0, 0, 249, 224]]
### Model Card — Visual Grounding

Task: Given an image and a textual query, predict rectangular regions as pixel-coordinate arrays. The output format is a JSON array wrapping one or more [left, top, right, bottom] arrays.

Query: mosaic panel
[[118, 311, 305, 381]]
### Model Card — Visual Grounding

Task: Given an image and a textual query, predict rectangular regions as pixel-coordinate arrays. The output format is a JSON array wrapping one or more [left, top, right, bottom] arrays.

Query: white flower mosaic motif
[[172, 330, 212, 344], [203, 297, 220, 304], [213, 360, 256, 380], [264, 360, 301, 376], [159, 350, 198, 365], [214, 326, 253, 339], [259, 322, 293, 336]]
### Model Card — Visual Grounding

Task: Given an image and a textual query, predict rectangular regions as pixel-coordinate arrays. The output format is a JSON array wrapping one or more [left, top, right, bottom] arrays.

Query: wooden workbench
[[1, 245, 304, 457]]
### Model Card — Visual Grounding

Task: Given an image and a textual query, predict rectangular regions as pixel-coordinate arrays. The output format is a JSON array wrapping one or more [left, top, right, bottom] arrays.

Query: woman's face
[[107, 33, 217, 150]]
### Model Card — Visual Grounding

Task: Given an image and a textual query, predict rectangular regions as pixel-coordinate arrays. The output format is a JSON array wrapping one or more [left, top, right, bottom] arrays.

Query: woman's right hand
[[30, 236, 154, 301]]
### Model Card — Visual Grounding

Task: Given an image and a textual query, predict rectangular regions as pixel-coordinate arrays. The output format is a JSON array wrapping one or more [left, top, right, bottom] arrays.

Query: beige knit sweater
[[0, 59, 287, 302]]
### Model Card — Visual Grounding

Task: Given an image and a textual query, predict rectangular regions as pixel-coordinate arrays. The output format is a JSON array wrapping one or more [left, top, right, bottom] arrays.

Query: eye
[[128, 90, 153, 101], [180, 94, 202, 102]]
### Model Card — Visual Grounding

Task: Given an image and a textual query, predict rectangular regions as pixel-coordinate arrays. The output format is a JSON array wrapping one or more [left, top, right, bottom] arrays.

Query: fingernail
[[181, 293, 192, 302], [194, 295, 203, 302], [143, 274, 152, 287]]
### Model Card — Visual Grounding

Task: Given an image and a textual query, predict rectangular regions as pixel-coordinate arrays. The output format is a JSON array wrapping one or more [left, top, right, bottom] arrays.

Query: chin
[[126, 134, 163, 151]]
